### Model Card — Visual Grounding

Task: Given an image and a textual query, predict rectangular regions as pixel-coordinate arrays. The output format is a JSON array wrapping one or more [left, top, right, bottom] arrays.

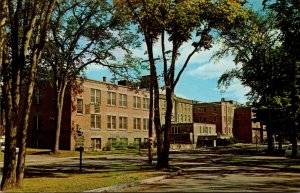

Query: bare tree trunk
[[16, 52, 39, 187], [0, 0, 7, 70], [260, 121, 264, 144], [52, 81, 67, 154], [266, 122, 274, 153], [148, 69, 154, 165], [1, 47, 18, 191]]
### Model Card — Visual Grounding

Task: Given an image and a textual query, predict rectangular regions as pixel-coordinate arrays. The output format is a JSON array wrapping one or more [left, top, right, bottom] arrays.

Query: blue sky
[[85, 1, 265, 104]]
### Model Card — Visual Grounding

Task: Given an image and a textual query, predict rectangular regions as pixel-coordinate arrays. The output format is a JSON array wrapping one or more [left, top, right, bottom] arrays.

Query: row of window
[[196, 106, 217, 113], [91, 114, 149, 131], [194, 116, 217, 123], [91, 137, 148, 150], [89, 89, 150, 109]]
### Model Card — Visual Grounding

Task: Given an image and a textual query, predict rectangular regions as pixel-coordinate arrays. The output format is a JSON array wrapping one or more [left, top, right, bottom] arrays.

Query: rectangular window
[[120, 138, 128, 146], [91, 114, 101, 129], [213, 106, 217, 112], [134, 138, 141, 145], [91, 89, 101, 104], [213, 116, 217, 122], [34, 89, 41, 104], [107, 92, 116, 106], [108, 138, 117, 148], [119, 94, 127, 107], [94, 104, 100, 113], [143, 98, 150, 109], [34, 115, 41, 130], [134, 117, 141, 130], [203, 107, 207, 112], [143, 118, 149, 131], [91, 138, 101, 150], [204, 117, 207, 122], [77, 99, 83, 114], [119, 116, 128, 130], [107, 115, 116, 130], [133, 96, 141, 109]]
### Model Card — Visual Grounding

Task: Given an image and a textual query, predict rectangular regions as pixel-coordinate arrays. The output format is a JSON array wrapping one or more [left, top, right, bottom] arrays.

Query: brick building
[[233, 107, 266, 143], [27, 78, 151, 151], [193, 98, 236, 138]]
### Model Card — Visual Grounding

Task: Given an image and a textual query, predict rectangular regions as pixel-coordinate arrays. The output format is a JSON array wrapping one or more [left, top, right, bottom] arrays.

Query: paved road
[[122, 149, 300, 192]]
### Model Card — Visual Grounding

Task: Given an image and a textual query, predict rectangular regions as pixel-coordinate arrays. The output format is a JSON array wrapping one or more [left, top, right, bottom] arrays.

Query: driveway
[[122, 148, 300, 192]]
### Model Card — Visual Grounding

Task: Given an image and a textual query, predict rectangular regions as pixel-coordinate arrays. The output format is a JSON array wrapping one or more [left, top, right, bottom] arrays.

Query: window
[[172, 127, 179, 134], [143, 98, 150, 109], [34, 89, 41, 104], [120, 138, 128, 146], [91, 138, 101, 150], [94, 104, 100, 113], [107, 92, 116, 106], [108, 138, 117, 148], [213, 116, 217, 122], [143, 118, 149, 131], [133, 96, 141, 109], [133, 117, 141, 130], [119, 94, 127, 107], [77, 99, 83, 114], [184, 115, 187, 122], [91, 89, 101, 104], [203, 107, 207, 112], [188, 115, 191, 122], [203, 117, 207, 122], [91, 114, 101, 129], [119, 116, 128, 130], [181, 114, 183, 122], [107, 115, 116, 130], [213, 106, 217, 112], [34, 115, 41, 130], [134, 138, 141, 145]]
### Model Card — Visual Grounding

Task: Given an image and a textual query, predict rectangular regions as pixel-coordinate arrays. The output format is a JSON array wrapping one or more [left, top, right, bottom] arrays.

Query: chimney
[[103, 76, 107, 82]]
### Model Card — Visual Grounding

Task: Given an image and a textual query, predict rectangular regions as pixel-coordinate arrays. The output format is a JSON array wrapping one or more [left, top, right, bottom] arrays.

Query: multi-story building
[[233, 107, 266, 143], [193, 98, 236, 138], [27, 77, 151, 151], [170, 123, 217, 149], [159, 94, 193, 124]]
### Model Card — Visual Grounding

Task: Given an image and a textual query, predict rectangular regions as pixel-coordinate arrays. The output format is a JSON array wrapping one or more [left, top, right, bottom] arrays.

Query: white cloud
[[218, 79, 251, 104], [189, 54, 237, 80]]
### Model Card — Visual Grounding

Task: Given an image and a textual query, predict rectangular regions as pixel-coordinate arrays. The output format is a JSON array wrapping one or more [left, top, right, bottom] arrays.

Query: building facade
[[159, 94, 193, 124], [193, 98, 236, 138], [27, 78, 151, 151], [233, 107, 266, 143], [170, 123, 217, 149]]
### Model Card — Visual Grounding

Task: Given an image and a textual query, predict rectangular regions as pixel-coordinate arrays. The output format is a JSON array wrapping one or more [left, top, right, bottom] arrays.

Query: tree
[[215, 11, 294, 153], [0, 0, 55, 190], [116, 0, 247, 169], [41, 0, 139, 154], [264, 0, 300, 157]]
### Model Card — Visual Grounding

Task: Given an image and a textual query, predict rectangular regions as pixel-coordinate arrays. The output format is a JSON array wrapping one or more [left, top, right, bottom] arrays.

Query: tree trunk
[[16, 51, 39, 187], [260, 121, 264, 144], [148, 68, 154, 165], [0, 0, 7, 70], [1, 62, 18, 191], [160, 87, 173, 169], [266, 122, 274, 153], [52, 82, 67, 154]]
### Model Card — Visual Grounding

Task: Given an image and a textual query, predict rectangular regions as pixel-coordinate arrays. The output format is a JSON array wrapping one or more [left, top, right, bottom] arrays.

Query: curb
[[83, 169, 183, 192]]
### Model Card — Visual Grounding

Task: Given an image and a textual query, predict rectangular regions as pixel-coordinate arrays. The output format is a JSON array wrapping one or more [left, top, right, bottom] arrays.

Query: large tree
[[0, 0, 55, 190], [42, 0, 139, 154], [263, 0, 300, 157], [216, 11, 288, 153], [116, 0, 247, 169]]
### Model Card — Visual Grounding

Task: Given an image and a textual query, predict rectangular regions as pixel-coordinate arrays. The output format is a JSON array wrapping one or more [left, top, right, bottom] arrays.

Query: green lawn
[[8, 166, 170, 192]]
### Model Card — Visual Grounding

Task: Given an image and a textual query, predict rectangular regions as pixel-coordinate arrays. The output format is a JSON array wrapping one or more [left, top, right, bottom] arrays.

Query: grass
[[8, 166, 170, 192]]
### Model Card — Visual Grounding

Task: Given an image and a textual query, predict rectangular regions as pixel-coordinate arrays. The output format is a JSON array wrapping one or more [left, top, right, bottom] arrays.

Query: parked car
[[285, 144, 300, 157]]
